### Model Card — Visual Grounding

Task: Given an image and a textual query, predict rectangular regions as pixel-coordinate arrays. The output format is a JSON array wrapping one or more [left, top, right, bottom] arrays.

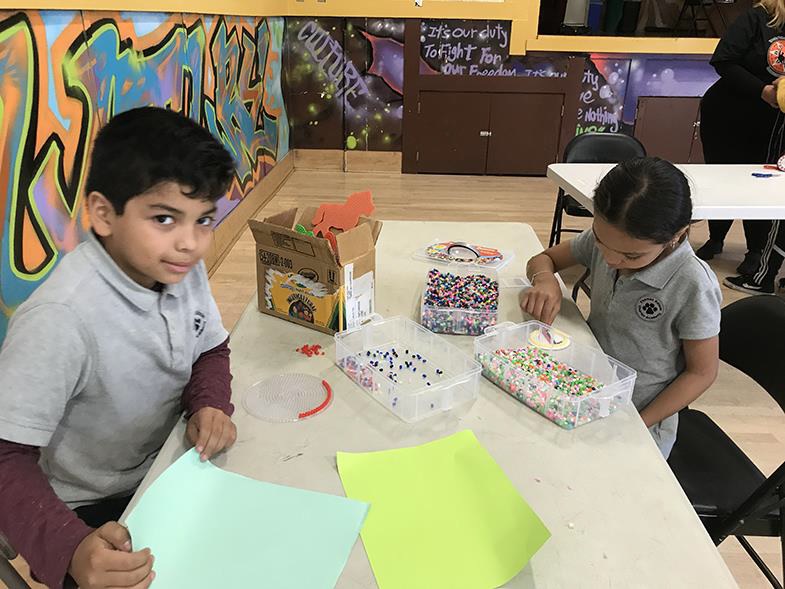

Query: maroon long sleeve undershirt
[[0, 337, 233, 589]]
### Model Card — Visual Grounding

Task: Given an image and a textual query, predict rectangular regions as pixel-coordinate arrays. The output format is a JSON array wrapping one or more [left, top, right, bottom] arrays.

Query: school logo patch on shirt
[[767, 37, 785, 76], [193, 310, 206, 337], [636, 296, 664, 321]]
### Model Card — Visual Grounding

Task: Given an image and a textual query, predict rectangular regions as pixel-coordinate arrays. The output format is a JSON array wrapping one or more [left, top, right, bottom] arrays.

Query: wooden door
[[634, 96, 701, 163], [416, 92, 491, 175], [486, 93, 564, 175]]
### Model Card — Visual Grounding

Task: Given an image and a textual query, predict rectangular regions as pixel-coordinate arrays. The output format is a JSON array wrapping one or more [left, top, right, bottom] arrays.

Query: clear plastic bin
[[474, 321, 636, 429], [335, 315, 482, 422], [420, 266, 499, 336]]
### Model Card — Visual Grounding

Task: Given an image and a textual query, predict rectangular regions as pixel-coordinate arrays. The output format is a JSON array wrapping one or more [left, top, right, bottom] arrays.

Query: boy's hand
[[186, 407, 237, 461], [520, 274, 562, 325], [69, 522, 154, 588]]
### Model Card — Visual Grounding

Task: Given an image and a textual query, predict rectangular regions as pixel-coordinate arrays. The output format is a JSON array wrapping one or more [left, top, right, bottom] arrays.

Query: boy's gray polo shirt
[[570, 229, 721, 454], [0, 233, 227, 507]]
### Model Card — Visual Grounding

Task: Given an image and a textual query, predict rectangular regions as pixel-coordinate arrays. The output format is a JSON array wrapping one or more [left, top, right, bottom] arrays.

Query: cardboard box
[[249, 208, 382, 334]]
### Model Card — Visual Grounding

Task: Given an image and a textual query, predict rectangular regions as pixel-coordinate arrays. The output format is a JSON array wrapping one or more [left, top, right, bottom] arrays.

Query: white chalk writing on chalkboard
[[421, 20, 511, 76], [577, 69, 620, 133], [423, 22, 509, 48]]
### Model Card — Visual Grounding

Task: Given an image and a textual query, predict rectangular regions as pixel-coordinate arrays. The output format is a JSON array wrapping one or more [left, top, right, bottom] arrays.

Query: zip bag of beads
[[474, 321, 637, 429], [413, 239, 514, 270], [334, 315, 482, 422]]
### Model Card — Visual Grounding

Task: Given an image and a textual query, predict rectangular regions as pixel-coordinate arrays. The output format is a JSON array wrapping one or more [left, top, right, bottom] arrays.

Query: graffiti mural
[[578, 57, 632, 135], [0, 10, 288, 341], [578, 55, 718, 136], [284, 17, 404, 151], [622, 57, 717, 128]]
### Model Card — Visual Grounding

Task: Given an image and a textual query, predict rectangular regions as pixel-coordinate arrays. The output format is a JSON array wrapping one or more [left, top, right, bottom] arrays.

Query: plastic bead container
[[474, 321, 636, 429], [420, 266, 499, 336], [335, 315, 482, 422]]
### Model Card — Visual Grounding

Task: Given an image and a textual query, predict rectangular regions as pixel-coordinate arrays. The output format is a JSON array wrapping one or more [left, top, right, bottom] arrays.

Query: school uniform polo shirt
[[0, 232, 227, 507], [570, 229, 721, 454]]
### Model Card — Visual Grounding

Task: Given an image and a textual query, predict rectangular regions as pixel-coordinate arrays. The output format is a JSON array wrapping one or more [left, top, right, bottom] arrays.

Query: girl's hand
[[520, 273, 562, 325], [186, 407, 237, 461], [762, 84, 779, 108]]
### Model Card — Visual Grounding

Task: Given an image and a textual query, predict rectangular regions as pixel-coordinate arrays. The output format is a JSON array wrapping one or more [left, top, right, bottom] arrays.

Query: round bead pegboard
[[244, 374, 332, 422]]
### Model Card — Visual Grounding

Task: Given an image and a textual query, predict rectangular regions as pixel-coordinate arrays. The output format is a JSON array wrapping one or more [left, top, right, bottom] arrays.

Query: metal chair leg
[[780, 486, 785, 589], [0, 557, 33, 589], [736, 536, 784, 589], [572, 268, 591, 303], [549, 189, 565, 248]]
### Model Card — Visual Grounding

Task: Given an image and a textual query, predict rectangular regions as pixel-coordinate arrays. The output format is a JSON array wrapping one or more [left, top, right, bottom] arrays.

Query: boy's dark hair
[[85, 106, 235, 213], [594, 157, 692, 244]]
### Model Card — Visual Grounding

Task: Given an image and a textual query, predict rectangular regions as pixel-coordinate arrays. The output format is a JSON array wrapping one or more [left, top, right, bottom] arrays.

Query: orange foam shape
[[312, 191, 375, 237]]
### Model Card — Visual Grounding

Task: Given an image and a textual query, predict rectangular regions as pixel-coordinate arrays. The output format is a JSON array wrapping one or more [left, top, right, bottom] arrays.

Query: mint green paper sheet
[[125, 449, 368, 588], [337, 430, 550, 589]]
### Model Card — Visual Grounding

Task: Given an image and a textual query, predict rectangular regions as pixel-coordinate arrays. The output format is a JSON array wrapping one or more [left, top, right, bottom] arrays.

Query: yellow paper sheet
[[337, 430, 550, 589]]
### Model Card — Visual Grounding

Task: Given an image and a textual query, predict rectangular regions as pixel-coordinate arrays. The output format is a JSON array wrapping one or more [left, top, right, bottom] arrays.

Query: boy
[[0, 107, 239, 589]]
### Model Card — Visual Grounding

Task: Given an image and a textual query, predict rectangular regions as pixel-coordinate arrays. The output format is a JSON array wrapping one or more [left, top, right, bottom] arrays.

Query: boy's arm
[[182, 337, 237, 461], [0, 440, 92, 589], [182, 263, 233, 419], [181, 337, 234, 418], [639, 337, 720, 427], [0, 304, 95, 587]]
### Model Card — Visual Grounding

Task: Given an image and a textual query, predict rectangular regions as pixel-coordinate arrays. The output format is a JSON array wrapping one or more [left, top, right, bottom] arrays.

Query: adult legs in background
[[724, 220, 785, 295], [538, 0, 569, 33], [697, 88, 780, 267], [696, 220, 732, 260], [697, 220, 767, 273], [737, 219, 773, 274], [603, 0, 625, 32], [619, 0, 642, 34]]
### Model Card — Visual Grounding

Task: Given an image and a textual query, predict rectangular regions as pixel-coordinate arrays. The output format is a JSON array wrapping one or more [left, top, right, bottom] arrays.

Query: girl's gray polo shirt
[[0, 233, 227, 507], [570, 229, 721, 455]]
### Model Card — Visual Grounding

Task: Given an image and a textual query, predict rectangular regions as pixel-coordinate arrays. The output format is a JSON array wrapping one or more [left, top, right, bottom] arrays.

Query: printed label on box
[[265, 269, 342, 330], [345, 271, 374, 330], [344, 263, 354, 301]]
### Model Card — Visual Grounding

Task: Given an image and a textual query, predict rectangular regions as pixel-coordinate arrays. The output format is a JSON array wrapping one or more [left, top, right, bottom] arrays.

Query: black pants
[[753, 220, 785, 284], [700, 83, 783, 257], [73, 495, 133, 528], [708, 219, 771, 253]]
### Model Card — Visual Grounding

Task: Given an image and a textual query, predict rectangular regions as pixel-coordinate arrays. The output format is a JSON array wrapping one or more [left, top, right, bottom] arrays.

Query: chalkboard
[[420, 20, 512, 76]]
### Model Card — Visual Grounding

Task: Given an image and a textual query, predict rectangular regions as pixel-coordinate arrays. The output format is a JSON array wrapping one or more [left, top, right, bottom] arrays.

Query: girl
[[522, 158, 721, 457]]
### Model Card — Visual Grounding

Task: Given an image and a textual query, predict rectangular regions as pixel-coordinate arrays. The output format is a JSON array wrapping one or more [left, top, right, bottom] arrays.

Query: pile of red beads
[[421, 268, 499, 336], [296, 344, 325, 357]]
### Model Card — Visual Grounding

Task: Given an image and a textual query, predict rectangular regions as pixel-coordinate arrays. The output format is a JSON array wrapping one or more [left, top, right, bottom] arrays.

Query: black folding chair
[[0, 532, 32, 589], [571, 268, 591, 303], [669, 296, 785, 589], [548, 132, 646, 248]]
